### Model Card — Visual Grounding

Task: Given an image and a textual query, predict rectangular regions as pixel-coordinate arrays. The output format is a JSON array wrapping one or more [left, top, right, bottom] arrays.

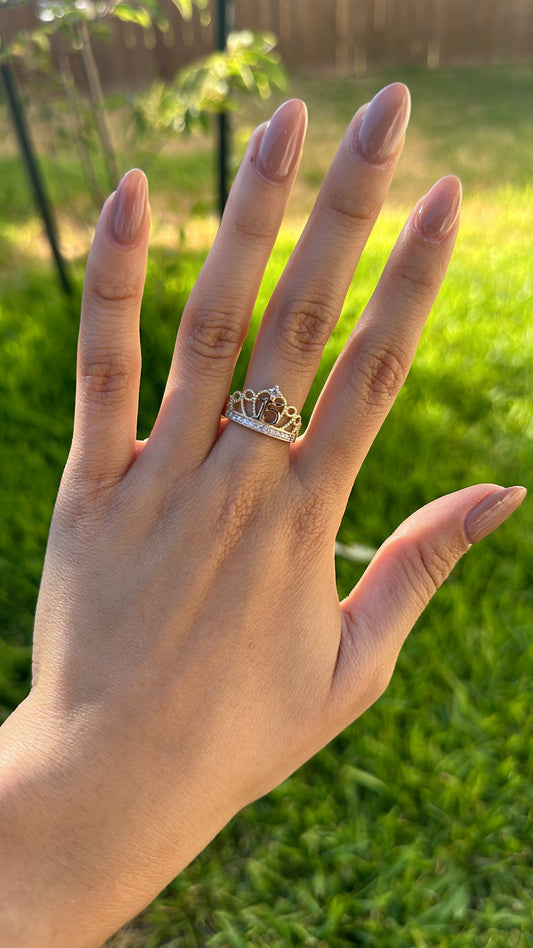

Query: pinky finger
[[330, 484, 526, 723]]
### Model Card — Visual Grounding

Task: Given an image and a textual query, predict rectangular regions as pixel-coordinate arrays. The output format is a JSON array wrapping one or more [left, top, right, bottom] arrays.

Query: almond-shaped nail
[[256, 99, 307, 184], [464, 486, 527, 545], [415, 175, 462, 243], [353, 82, 411, 165], [109, 168, 148, 246]]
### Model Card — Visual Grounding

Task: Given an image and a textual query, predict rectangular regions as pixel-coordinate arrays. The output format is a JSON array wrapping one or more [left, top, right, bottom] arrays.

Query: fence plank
[[2, 0, 533, 93]]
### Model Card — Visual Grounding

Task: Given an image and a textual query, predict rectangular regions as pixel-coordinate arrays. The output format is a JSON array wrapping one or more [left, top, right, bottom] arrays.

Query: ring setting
[[224, 386, 302, 443]]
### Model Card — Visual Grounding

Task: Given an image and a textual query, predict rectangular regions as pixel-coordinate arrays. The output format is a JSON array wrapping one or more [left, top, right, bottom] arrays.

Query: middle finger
[[237, 83, 411, 423]]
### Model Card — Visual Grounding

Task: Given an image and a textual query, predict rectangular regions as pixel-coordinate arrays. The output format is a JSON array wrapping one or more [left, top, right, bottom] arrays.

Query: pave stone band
[[224, 386, 302, 443]]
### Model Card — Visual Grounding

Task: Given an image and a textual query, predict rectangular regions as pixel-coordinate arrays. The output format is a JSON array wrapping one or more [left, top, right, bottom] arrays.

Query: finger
[[298, 175, 462, 497], [146, 100, 308, 470], [329, 484, 526, 725], [70, 169, 150, 486], [230, 83, 411, 432]]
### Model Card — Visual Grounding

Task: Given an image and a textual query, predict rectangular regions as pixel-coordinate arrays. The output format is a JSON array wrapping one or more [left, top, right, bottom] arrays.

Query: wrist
[[0, 693, 232, 946]]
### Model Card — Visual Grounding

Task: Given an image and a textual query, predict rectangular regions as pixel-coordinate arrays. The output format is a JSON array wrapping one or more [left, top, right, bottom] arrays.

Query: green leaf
[[168, 0, 193, 19], [133, 30, 287, 139], [342, 765, 389, 795], [111, 4, 153, 28]]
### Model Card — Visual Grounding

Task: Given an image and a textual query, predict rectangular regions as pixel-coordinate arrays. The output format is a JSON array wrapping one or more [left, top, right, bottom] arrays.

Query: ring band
[[224, 386, 302, 443]]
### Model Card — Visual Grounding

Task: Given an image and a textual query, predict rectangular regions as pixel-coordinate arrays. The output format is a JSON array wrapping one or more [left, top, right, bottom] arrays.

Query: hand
[[0, 84, 525, 947]]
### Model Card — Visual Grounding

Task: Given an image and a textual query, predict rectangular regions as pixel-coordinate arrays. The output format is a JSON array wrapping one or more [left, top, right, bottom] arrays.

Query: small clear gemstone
[[225, 408, 295, 442]]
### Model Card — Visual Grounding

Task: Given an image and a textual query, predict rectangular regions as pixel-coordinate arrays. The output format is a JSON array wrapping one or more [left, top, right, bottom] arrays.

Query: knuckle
[[186, 308, 244, 372], [416, 538, 457, 593], [53, 471, 114, 535], [80, 351, 138, 406], [354, 341, 409, 408], [275, 294, 334, 363], [56, 451, 139, 536], [228, 207, 276, 246], [208, 462, 284, 555], [325, 187, 377, 234], [398, 537, 458, 604], [392, 260, 434, 307], [211, 474, 261, 552], [291, 479, 333, 548], [88, 278, 140, 308]]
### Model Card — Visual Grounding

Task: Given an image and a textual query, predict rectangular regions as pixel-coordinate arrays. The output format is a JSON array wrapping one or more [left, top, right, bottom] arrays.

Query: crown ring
[[224, 386, 302, 443]]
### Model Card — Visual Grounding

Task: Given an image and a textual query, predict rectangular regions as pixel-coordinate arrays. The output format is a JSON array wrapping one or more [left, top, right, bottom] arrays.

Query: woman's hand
[[0, 84, 525, 947]]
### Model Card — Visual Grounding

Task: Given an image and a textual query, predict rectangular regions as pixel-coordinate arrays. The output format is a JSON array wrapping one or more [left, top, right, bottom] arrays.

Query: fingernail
[[415, 175, 462, 242], [464, 486, 527, 545], [352, 83, 411, 165], [256, 99, 307, 183], [109, 169, 148, 246]]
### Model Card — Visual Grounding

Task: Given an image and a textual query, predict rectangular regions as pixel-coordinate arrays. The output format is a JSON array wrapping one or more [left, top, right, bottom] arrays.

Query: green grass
[[0, 66, 532, 945]]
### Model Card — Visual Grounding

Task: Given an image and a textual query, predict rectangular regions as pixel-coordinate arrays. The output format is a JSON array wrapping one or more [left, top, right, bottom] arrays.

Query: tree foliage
[[135, 30, 286, 136], [3, 1, 286, 202]]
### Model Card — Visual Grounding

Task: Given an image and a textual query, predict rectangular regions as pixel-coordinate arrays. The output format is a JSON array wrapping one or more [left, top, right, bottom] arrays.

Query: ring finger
[[223, 83, 411, 455]]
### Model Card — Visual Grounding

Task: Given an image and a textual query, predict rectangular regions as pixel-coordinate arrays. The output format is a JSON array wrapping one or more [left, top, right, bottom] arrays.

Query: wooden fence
[[237, 0, 533, 74], [2, 0, 533, 90]]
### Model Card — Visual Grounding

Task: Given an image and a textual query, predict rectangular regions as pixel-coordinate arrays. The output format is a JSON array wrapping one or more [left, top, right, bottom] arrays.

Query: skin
[[0, 84, 525, 947]]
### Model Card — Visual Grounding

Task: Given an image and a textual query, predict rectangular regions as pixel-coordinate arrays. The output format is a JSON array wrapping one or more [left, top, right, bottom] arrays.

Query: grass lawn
[[0, 65, 532, 946]]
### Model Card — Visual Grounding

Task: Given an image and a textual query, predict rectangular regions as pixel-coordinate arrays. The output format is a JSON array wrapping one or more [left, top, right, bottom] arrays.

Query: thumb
[[331, 484, 526, 722]]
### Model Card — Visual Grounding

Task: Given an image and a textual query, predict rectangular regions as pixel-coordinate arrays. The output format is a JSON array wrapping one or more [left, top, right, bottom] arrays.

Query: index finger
[[71, 169, 150, 488]]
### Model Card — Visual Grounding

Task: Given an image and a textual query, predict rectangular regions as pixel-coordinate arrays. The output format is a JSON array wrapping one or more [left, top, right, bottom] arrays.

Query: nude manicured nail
[[256, 99, 307, 183], [415, 175, 462, 242], [353, 82, 411, 165], [464, 486, 527, 545], [109, 168, 148, 246]]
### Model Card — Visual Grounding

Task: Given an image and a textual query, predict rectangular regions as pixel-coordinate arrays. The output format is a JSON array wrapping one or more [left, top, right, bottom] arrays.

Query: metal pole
[[0, 30, 72, 296], [216, 0, 235, 217]]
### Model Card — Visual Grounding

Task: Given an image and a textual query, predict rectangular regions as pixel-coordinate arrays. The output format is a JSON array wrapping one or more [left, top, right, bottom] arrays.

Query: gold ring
[[224, 386, 302, 443]]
